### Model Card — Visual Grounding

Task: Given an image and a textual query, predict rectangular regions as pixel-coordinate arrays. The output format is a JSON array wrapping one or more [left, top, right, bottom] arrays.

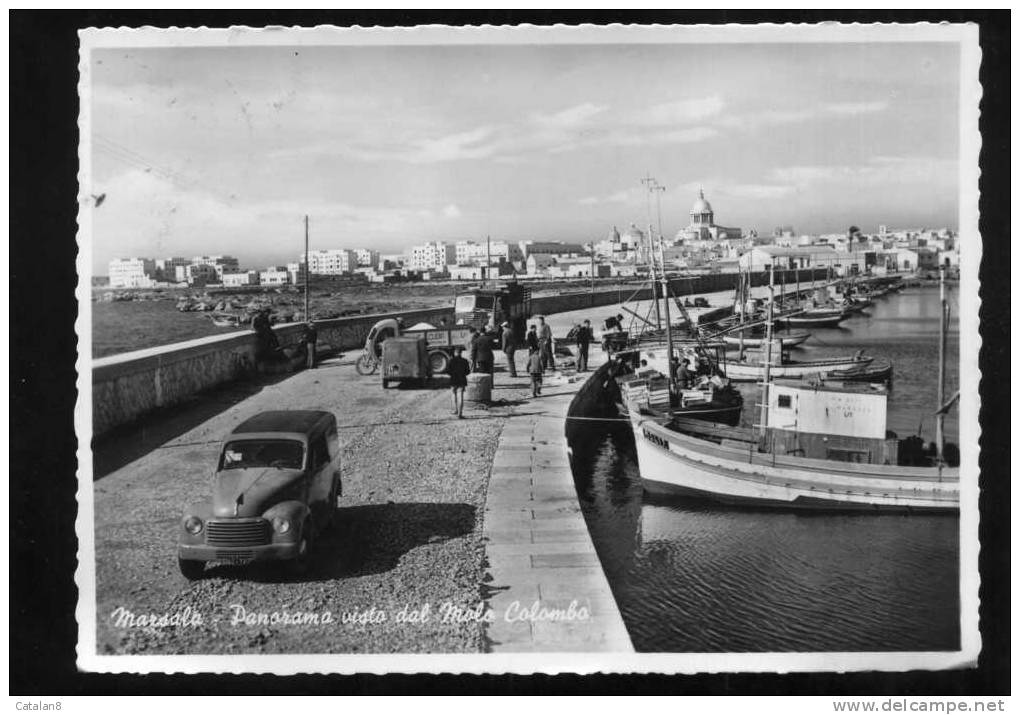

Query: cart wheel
[[178, 558, 205, 581], [428, 350, 450, 375], [355, 354, 378, 376]]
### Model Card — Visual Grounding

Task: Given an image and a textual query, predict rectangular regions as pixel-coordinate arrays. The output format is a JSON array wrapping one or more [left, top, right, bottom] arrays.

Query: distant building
[[739, 246, 846, 272], [674, 189, 742, 243], [517, 240, 586, 259], [221, 270, 259, 287], [454, 240, 524, 266], [286, 262, 305, 285], [154, 257, 190, 282], [185, 263, 219, 286], [307, 248, 357, 275], [525, 254, 557, 275], [108, 257, 156, 288], [407, 242, 455, 272], [191, 255, 239, 278], [260, 266, 290, 285], [354, 249, 379, 267]]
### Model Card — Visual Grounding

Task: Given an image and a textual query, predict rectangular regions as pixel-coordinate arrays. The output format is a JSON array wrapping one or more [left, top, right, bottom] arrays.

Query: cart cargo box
[[381, 336, 431, 388]]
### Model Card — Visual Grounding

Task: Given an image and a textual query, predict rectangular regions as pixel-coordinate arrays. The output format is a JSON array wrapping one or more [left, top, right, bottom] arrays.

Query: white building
[[739, 246, 845, 272], [307, 248, 357, 275], [108, 258, 156, 288], [525, 254, 557, 275], [260, 266, 290, 285], [454, 240, 524, 265], [354, 249, 379, 267], [286, 262, 305, 285], [407, 242, 455, 271], [221, 270, 260, 287]]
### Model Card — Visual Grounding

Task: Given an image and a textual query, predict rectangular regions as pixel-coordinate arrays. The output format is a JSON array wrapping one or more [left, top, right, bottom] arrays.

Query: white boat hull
[[629, 409, 958, 511], [722, 356, 871, 381]]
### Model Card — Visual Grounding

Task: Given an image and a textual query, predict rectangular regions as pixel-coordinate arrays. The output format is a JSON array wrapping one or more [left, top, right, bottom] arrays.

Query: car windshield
[[220, 439, 304, 470]]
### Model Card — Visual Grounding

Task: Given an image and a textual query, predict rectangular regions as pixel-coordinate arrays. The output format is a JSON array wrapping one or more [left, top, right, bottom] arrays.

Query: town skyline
[[87, 37, 962, 273]]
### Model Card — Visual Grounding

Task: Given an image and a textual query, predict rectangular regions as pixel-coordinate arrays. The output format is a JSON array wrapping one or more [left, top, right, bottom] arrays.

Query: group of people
[[445, 314, 599, 411]]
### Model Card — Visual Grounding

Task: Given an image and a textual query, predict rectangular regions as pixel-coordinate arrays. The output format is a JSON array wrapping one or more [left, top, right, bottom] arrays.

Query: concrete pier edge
[[480, 359, 634, 653]]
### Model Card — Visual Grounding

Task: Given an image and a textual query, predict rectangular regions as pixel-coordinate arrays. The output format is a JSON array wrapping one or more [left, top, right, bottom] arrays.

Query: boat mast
[[936, 265, 948, 465], [642, 175, 662, 331], [655, 196, 676, 393], [757, 264, 776, 446]]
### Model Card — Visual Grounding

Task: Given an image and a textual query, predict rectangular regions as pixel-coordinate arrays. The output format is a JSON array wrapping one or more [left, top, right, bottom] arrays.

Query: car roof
[[231, 410, 335, 436]]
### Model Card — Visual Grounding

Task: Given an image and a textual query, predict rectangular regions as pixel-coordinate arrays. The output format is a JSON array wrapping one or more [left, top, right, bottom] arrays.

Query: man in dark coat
[[501, 321, 518, 377], [473, 327, 495, 375], [575, 319, 593, 372], [525, 323, 539, 354]]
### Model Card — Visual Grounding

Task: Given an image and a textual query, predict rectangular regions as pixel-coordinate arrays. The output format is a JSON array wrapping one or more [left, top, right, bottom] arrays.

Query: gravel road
[[93, 356, 534, 655]]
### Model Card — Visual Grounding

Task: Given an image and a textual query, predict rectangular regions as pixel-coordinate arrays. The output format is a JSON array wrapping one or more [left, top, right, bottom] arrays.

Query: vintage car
[[177, 410, 342, 579]]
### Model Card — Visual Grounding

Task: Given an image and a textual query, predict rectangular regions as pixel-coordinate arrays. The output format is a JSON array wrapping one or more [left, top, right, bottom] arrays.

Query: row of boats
[[599, 269, 959, 513]]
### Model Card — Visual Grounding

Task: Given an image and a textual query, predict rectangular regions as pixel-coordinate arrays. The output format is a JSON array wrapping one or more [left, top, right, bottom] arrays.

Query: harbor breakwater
[[90, 269, 829, 437]]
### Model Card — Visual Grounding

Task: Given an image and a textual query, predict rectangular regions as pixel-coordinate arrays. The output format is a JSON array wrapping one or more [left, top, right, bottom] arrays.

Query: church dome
[[691, 189, 713, 215]]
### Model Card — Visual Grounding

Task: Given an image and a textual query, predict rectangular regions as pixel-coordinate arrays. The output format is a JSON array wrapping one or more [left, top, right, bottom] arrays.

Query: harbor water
[[568, 286, 961, 652]]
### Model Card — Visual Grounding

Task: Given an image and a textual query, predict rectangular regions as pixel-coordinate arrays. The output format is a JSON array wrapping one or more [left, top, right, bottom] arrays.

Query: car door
[[307, 433, 331, 518]]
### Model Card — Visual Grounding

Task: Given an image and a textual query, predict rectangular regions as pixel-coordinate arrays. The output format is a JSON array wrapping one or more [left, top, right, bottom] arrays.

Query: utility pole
[[936, 265, 947, 465], [304, 215, 310, 322], [486, 235, 491, 286]]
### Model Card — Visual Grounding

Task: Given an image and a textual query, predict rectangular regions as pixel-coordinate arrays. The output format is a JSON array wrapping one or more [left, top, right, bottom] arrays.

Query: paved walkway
[[481, 345, 633, 652]]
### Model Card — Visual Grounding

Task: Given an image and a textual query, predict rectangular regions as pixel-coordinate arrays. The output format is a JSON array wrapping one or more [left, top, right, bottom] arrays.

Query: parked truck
[[355, 281, 533, 377]]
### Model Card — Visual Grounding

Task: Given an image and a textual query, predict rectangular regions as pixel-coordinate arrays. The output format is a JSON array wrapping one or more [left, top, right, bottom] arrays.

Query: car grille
[[206, 519, 269, 547]]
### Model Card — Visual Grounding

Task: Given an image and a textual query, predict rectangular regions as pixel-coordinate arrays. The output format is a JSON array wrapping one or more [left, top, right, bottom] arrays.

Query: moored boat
[[722, 330, 810, 349], [775, 308, 846, 328], [825, 359, 893, 383], [721, 341, 872, 381]]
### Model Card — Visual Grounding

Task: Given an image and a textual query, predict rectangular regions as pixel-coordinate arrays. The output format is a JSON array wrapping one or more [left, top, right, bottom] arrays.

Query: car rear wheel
[[178, 558, 205, 581]]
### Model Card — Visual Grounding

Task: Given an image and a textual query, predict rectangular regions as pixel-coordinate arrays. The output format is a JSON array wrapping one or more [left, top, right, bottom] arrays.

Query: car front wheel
[[178, 558, 205, 581], [285, 523, 313, 578]]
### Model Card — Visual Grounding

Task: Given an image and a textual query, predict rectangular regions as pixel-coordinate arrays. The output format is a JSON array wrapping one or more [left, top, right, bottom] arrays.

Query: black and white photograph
[[57, 19, 994, 680]]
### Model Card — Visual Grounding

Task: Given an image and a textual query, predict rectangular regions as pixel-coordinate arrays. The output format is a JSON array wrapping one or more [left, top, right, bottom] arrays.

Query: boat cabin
[[766, 379, 898, 464]]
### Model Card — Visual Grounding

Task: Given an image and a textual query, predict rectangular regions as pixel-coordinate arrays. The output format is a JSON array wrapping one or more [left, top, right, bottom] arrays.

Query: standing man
[[575, 319, 593, 372], [466, 326, 479, 372], [501, 321, 518, 378], [537, 315, 554, 372], [447, 345, 470, 419], [301, 321, 318, 369], [474, 326, 495, 376]]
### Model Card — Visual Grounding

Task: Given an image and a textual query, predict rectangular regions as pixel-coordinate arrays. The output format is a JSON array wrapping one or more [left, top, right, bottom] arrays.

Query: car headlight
[[272, 516, 291, 534], [184, 516, 203, 535]]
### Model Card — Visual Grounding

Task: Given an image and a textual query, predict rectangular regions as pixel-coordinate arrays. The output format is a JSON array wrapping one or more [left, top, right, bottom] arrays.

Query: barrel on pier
[[465, 373, 493, 403]]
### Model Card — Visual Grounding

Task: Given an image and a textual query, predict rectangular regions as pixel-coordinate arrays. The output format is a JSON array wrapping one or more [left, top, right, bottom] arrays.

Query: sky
[[87, 40, 961, 273]]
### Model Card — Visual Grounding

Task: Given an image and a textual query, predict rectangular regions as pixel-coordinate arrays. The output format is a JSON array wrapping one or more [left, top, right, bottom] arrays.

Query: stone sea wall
[[91, 269, 827, 437]]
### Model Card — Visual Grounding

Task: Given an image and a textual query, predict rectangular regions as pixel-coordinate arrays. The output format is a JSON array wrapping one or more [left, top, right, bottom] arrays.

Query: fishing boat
[[208, 312, 243, 328], [825, 359, 893, 384], [775, 307, 846, 329], [621, 267, 958, 512], [614, 364, 744, 427], [722, 329, 811, 349], [722, 342, 871, 381]]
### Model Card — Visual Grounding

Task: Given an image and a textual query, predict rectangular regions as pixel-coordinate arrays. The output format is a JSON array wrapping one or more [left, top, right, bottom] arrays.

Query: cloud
[[442, 203, 462, 218], [531, 102, 608, 129], [823, 101, 889, 115], [770, 155, 956, 188], [637, 96, 725, 126]]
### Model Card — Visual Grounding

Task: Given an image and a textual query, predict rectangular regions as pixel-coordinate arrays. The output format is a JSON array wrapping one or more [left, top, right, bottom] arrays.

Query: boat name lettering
[[643, 429, 670, 450]]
